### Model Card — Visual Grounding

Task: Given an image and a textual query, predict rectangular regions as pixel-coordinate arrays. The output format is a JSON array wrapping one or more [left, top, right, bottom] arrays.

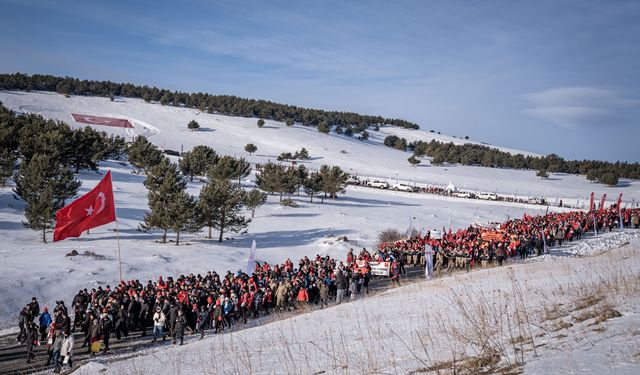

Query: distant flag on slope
[[598, 193, 607, 213], [245, 240, 257, 275], [54, 171, 116, 242], [617, 193, 623, 213], [589, 192, 595, 211]]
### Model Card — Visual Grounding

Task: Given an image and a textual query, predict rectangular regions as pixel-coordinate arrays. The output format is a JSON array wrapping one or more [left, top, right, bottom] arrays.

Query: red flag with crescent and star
[[53, 171, 116, 242]]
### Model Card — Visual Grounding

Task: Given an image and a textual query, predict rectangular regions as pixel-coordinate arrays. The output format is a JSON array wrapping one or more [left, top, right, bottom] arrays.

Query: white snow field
[[74, 233, 640, 375], [0, 89, 639, 374], [0, 159, 570, 329], [1, 90, 638, 204]]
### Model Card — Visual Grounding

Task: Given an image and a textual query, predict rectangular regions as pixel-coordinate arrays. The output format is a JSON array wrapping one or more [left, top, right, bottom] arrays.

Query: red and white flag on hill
[[598, 193, 607, 213], [589, 192, 595, 211], [617, 193, 623, 213], [54, 171, 116, 242]]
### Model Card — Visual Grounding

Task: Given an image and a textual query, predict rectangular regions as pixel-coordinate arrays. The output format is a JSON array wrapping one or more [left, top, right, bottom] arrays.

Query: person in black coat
[[139, 298, 151, 336], [59, 310, 71, 336], [173, 309, 187, 345], [196, 306, 209, 339], [115, 304, 128, 340], [128, 297, 141, 331], [168, 302, 179, 337], [100, 313, 114, 352], [22, 322, 38, 363], [16, 305, 29, 342]]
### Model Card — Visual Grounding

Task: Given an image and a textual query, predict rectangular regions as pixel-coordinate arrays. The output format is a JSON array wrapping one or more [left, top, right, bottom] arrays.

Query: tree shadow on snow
[[319, 195, 421, 208], [192, 227, 351, 249]]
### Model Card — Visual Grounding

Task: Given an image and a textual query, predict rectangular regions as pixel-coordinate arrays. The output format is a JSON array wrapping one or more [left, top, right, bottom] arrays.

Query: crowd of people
[[381, 207, 640, 274], [14, 206, 640, 372]]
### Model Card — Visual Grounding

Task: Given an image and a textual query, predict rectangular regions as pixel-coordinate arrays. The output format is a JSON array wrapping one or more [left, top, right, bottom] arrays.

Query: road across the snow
[[0, 266, 427, 375]]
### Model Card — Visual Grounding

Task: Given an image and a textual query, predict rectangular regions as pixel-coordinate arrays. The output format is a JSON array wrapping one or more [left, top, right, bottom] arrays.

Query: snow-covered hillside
[[1, 90, 638, 203], [0, 159, 569, 328], [1, 89, 640, 330], [76, 233, 640, 375]]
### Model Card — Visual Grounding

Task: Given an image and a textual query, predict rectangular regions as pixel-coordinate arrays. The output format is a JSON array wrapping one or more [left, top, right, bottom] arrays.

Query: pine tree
[[198, 179, 249, 242], [14, 154, 81, 242], [69, 127, 103, 173], [294, 147, 310, 160], [167, 189, 198, 245], [0, 149, 17, 186], [179, 145, 217, 181], [187, 120, 200, 131], [255, 162, 288, 202], [408, 155, 420, 166], [244, 188, 267, 218], [303, 172, 323, 203], [317, 120, 330, 134], [257, 119, 265, 128], [536, 169, 549, 179], [128, 136, 164, 171], [208, 155, 238, 181], [319, 164, 348, 200], [234, 157, 252, 185], [244, 143, 257, 156], [142, 158, 193, 243], [285, 118, 295, 127]]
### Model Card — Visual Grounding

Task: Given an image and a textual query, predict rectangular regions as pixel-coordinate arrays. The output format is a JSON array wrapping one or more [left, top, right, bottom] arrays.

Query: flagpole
[[115, 217, 123, 282]]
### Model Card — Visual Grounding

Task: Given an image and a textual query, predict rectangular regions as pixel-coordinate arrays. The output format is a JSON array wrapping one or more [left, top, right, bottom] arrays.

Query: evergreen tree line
[[0, 103, 127, 241], [0, 72, 419, 131], [255, 162, 348, 204], [382, 136, 639, 186]]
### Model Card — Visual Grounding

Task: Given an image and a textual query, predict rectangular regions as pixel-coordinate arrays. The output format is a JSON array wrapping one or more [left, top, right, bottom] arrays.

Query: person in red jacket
[[296, 287, 308, 306]]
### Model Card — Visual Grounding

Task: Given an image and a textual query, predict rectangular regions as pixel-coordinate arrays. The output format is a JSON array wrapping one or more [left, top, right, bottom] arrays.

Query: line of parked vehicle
[[345, 175, 548, 205]]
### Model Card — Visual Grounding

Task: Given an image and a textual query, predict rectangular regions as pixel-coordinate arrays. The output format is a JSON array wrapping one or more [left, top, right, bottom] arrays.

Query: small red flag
[[617, 193, 623, 213], [598, 193, 607, 213], [589, 192, 594, 211], [53, 171, 116, 242]]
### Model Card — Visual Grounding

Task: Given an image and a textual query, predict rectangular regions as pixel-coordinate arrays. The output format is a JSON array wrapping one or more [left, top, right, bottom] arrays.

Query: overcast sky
[[1, 0, 639, 162]]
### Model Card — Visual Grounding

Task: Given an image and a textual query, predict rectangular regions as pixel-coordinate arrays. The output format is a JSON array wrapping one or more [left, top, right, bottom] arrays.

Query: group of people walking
[[17, 299, 74, 373], [14, 206, 640, 371]]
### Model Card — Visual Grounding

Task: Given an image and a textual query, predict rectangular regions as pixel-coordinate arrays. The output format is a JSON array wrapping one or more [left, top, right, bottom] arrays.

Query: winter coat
[[153, 311, 167, 327], [296, 288, 308, 302], [88, 320, 102, 341], [175, 315, 187, 334], [39, 312, 52, 329], [196, 310, 209, 329], [52, 333, 64, 352], [60, 334, 75, 357], [335, 270, 347, 290]]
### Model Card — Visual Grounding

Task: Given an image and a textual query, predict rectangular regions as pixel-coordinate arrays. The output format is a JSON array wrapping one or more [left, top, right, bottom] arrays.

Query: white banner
[[370, 262, 390, 276], [245, 240, 256, 275], [425, 245, 433, 280]]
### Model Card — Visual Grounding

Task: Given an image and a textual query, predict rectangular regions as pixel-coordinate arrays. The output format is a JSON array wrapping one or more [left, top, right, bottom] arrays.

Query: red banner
[[72, 113, 134, 128], [54, 171, 116, 241], [598, 193, 607, 213], [481, 231, 504, 242], [616, 193, 622, 213], [589, 192, 594, 211]]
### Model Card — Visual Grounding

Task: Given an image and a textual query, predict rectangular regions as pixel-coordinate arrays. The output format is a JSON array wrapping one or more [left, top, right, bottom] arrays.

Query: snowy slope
[[75, 234, 640, 375], [0, 159, 568, 328], [1, 90, 638, 204]]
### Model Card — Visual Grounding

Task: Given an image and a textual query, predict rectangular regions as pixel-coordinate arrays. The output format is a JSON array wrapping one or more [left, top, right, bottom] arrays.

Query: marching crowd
[[13, 206, 640, 372], [380, 207, 640, 273]]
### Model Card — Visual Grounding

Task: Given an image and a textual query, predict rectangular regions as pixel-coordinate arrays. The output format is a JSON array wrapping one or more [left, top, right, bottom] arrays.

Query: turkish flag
[[53, 171, 116, 242]]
